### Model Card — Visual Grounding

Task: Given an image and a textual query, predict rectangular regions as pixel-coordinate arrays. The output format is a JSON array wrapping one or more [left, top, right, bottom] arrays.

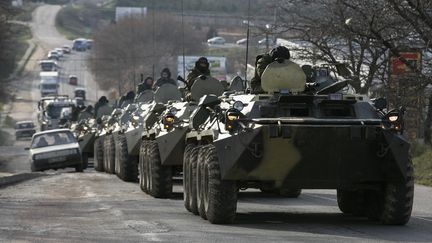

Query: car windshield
[[16, 123, 34, 129], [31, 131, 76, 148], [47, 105, 70, 119], [42, 84, 57, 89], [41, 63, 54, 71]]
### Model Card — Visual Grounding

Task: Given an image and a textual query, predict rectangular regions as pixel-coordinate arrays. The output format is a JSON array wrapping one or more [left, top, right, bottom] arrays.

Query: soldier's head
[[161, 68, 171, 79], [195, 57, 209, 73], [144, 76, 154, 86], [126, 91, 135, 100], [85, 105, 93, 112], [98, 96, 108, 104], [270, 46, 290, 61]]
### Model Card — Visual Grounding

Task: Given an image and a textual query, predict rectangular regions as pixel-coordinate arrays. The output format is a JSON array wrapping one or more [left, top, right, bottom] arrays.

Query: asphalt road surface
[[1, 4, 432, 243]]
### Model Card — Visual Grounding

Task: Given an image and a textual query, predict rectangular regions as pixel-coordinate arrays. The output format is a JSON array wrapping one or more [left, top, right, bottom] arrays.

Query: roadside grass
[[11, 23, 32, 63], [412, 143, 432, 186], [55, 5, 114, 40], [2, 115, 16, 128]]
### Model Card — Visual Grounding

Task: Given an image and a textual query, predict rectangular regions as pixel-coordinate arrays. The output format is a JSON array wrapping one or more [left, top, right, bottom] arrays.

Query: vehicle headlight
[[388, 115, 398, 122], [233, 101, 244, 112]]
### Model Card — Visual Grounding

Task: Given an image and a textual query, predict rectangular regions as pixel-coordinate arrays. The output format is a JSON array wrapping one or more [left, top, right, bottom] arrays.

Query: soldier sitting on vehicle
[[186, 57, 211, 88], [251, 46, 291, 94], [154, 68, 177, 88], [94, 96, 113, 120], [136, 76, 154, 94], [119, 91, 135, 108], [78, 105, 94, 122]]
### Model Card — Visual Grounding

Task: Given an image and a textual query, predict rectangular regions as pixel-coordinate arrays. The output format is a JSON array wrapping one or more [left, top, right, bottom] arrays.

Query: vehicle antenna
[[152, 0, 156, 78], [244, 0, 251, 89], [181, 0, 186, 80]]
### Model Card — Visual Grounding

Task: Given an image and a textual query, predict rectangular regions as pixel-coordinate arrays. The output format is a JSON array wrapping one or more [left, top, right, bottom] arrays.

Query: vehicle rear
[[15, 121, 36, 139]]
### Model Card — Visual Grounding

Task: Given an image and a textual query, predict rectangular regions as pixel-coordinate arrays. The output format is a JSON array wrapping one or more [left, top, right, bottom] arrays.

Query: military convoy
[[70, 60, 413, 226]]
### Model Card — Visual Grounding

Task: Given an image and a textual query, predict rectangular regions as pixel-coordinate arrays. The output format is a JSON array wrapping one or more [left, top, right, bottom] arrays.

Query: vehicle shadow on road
[[233, 212, 424, 242]]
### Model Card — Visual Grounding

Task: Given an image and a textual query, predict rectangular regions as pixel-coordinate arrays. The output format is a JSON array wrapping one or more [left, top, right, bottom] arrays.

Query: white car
[[54, 48, 64, 57], [62, 45, 71, 54], [236, 38, 248, 45], [258, 38, 275, 47], [27, 129, 84, 172], [207, 36, 226, 45], [48, 51, 60, 61]]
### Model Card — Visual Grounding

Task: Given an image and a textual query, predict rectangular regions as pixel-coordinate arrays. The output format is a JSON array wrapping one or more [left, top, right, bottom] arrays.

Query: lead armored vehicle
[[184, 60, 413, 225]]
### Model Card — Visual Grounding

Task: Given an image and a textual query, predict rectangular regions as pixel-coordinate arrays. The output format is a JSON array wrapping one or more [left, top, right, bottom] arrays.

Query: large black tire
[[203, 145, 237, 224], [139, 140, 148, 192], [183, 143, 195, 212], [146, 140, 173, 198], [336, 190, 366, 216], [367, 159, 414, 225], [197, 145, 210, 219], [188, 146, 200, 214], [104, 135, 115, 174], [94, 137, 104, 172], [115, 134, 138, 182]]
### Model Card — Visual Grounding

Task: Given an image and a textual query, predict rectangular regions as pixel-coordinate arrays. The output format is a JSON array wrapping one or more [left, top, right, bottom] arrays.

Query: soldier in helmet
[[154, 68, 177, 88], [186, 57, 211, 88], [251, 46, 291, 94]]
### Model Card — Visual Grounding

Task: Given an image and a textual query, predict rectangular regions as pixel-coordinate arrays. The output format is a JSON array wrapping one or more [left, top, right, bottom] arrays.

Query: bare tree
[[89, 13, 204, 94]]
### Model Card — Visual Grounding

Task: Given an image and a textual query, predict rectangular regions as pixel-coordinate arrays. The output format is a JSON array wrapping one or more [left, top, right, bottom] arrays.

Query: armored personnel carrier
[[71, 118, 97, 169], [139, 77, 225, 200], [184, 60, 413, 225], [93, 104, 114, 172]]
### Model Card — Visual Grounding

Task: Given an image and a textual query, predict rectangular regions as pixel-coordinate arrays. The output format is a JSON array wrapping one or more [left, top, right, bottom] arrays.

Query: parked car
[[69, 75, 78, 85], [62, 45, 71, 54], [27, 129, 83, 172], [15, 121, 36, 140], [236, 38, 248, 45], [207, 36, 226, 45]]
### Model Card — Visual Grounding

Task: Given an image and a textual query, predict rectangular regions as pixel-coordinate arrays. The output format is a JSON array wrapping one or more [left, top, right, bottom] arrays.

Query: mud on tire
[[94, 137, 104, 172], [104, 135, 115, 174], [197, 145, 211, 219], [147, 140, 173, 198], [203, 145, 237, 224], [188, 146, 200, 214]]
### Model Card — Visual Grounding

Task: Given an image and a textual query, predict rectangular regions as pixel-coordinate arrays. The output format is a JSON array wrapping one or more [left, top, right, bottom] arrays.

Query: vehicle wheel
[[367, 159, 414, 225], [117, 134, 138, 182], [75, 162, 84, 172], [30, 163, 37, 172], [82, 153, 89, 170], [94, 137, 104, 172], [147, 140, 172, 198], [197, 145, 210, 219], [104, 135, 115, 174], [183, 143, 195, 212], [188, 145, 200, 214], [203, 144, 237, 224], [279, 188, 302, 198], [138, 140, 148, 192], [336, 190, 366, 216]]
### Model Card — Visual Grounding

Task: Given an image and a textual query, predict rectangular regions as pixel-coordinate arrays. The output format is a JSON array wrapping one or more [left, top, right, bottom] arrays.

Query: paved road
[[0, 4, 103, 174], [1, 172, 432, 242]]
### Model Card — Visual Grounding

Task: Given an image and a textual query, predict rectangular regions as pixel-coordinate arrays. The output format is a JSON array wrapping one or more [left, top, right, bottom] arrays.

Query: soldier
[[154, 68, 177, 88], [186, 57, 211, 88], [94, 96, 109, 118], [251, 46, 291, 94], [119, 91, 135, 108], [78, 105, 94, 122], [136, 76, 154, 94]]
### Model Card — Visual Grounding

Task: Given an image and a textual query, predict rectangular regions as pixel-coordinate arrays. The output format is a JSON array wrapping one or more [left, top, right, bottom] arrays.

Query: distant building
[[115, 7, 147, 22]]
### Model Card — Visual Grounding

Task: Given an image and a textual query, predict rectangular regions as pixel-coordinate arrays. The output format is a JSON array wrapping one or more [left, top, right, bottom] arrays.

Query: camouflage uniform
[[250, 54, 273, 94]]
